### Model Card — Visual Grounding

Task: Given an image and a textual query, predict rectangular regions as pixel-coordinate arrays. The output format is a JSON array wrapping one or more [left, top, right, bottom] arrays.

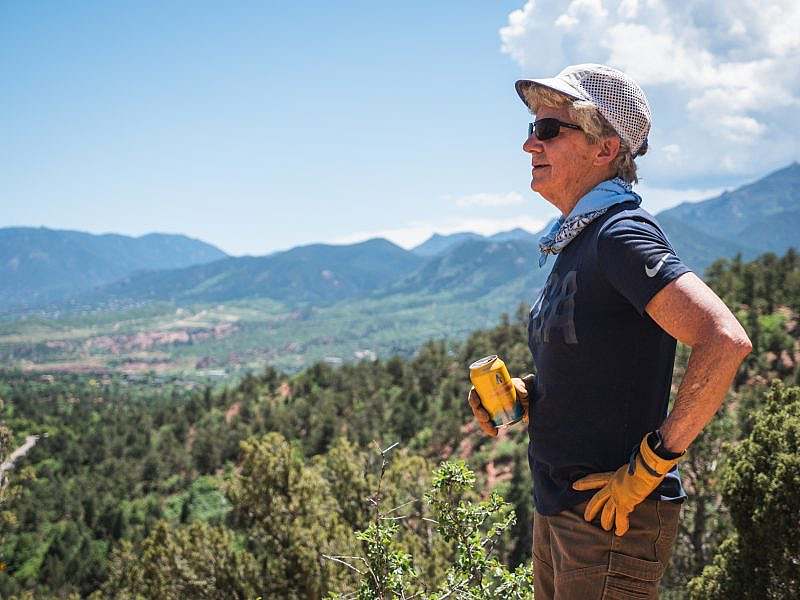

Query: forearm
[[660, 340, 748, 453]]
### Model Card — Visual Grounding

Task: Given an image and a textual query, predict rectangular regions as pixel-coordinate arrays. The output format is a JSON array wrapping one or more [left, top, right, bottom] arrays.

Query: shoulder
[[598, 205, 661, 235], [597, 208, 672, 251]]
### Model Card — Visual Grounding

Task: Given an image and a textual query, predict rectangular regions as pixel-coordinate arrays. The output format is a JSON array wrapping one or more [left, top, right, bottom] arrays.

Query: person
[[467, 64, 752, 599]]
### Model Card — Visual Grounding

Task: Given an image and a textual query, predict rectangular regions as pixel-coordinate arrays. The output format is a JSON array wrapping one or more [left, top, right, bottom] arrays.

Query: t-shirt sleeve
[[597, 217, 692, 315]]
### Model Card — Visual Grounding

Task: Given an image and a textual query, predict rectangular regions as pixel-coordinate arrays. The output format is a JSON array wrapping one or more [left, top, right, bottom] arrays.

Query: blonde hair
[[522, 85, 645, 184]]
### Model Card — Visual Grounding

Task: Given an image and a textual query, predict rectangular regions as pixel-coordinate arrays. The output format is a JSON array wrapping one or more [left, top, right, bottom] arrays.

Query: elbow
[[701, 319, 752, 362], [741, 334, 753, 358], [723, 329, 752, 362], [734, 335, 752, 360]]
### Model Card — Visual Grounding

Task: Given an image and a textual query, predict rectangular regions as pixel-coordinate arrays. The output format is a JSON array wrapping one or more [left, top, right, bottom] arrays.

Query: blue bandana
[[538, 177, 641, 267]]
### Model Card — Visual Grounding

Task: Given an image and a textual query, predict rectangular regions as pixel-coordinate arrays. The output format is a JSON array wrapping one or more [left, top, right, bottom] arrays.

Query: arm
[[573, 218, 752, 536], [645, 271, 752, 453]]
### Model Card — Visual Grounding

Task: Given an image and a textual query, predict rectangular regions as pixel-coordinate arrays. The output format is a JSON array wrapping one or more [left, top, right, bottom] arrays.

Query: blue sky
[[3, 1, 798, 256]]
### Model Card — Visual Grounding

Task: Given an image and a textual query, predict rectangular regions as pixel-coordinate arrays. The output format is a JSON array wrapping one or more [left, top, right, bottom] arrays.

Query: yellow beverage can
[[468, 355, 522, 428]]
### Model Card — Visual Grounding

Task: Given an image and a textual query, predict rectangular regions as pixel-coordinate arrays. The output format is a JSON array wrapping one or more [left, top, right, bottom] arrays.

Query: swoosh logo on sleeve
[[645, 254, 669, 278]]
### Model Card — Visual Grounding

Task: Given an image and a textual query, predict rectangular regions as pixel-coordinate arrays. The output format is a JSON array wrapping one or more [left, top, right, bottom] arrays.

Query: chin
[[531, 180, 548, 195]]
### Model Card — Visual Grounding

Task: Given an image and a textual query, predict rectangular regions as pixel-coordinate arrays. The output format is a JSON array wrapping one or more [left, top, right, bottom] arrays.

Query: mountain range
[[91, 238, 424, 305], [0, 228, 226, 310], [3, 162, 799, 316]]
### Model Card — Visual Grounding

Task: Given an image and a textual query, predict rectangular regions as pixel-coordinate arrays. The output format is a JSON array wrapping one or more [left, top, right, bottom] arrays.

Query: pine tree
[[689, 382, 800, 598], [97, 521, 259, 599], [226, 432, 358, 599]]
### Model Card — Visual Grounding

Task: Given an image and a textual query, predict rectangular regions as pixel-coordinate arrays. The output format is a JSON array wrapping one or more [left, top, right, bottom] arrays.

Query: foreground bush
[[689, 382, 800, 598], [327, 453, 534, 599]]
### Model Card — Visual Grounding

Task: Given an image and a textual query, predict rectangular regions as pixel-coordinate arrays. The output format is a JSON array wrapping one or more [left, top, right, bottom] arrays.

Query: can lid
[[469, 354, 498, 370]]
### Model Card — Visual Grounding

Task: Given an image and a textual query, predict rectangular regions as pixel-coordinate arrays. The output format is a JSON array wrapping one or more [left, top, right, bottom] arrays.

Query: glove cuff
[[647, 429, 685, 460], [638, 433, 682, 477]]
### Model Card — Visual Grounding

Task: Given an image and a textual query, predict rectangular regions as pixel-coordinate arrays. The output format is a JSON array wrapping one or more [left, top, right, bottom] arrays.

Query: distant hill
[[0, 228, 227, 310], [658, 162, 800, 246], [86, 238, 423, 305], [655, 214, 761, 275], [734, 208, 800, 255], [412, 226, 548, 258], [411, 225, 550, 259], [488, 227, 541, 243], [655, 163, 800, 273], [390, 238, 546, 299], [411, 232, 483, 257]]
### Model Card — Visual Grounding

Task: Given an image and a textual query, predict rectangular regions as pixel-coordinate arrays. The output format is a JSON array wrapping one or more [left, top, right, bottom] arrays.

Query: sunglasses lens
[[534, 119, 559, 140]]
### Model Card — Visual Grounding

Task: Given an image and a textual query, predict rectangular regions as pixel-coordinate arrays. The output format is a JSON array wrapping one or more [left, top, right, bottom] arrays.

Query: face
[[523, 105, 603, 214]]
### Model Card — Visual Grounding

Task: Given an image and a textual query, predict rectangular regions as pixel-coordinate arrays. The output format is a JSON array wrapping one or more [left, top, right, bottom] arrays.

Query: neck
[[553, 169, 616, 217]]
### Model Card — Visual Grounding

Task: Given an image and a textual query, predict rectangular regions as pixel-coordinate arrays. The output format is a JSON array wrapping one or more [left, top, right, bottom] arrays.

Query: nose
[[523, 132, 543, 154]]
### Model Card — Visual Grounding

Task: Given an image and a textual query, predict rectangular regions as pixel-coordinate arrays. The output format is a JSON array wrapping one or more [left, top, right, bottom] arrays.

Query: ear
[[593, 136, 621, 167]]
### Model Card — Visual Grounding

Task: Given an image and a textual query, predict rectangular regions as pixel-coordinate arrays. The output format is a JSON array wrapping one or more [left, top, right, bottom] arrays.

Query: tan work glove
[[571, 432, 683, 536], [467, 374, 533, 437]]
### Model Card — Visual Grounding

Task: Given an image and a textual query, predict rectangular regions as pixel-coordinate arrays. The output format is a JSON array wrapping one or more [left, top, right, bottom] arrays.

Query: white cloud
[[500, 2, 570, 73], [728, 19, 746, 37], [499, 1, 800, 187], [557, 0, 608, 26], [616, 0, 639, 20], [662, 144, 681, 163], [554, 14, 578, 29], [330, 215, 551, 249], [450, 191, 526, 208], [717, 115, 766, 142]]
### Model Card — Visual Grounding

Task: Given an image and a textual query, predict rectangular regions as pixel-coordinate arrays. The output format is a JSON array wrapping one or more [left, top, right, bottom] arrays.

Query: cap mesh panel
[[568, 65, 650, 156]]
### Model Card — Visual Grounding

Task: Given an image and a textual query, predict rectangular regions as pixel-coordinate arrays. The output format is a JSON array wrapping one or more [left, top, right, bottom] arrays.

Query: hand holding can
[[467, 355, 528, 435]]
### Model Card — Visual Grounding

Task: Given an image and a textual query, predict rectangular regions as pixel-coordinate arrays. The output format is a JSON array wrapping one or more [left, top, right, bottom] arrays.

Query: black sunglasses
[[528, 118, 583, 140]]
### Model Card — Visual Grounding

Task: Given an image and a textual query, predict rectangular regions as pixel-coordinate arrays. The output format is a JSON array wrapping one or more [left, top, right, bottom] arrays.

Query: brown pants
[[532, 498, 681, 599]]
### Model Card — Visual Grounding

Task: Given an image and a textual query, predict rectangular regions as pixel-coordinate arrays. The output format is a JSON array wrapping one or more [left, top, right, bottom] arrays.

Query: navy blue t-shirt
[[527, 201, 690, 516]]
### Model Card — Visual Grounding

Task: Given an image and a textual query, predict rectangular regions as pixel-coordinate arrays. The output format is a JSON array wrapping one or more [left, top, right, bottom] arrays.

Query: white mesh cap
[[515, 63, 651, 157]]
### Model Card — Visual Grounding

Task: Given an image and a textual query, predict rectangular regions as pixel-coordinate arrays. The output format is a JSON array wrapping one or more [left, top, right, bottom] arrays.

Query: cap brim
[[515, 78, 586, 109]]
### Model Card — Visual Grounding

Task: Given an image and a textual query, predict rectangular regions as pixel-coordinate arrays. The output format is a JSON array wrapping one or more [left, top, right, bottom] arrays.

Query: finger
[[615, 507, 630, 537], [467, 387, 482, 409], [601, 498, 616, 532], [478, 421, 498, 437], [474, 406, 495, 426], [572, 473, 614, 491], [474, 408, 498, 436], [511, 377, 528, 398], [467, 389, 490, 417], [467, 390, 498, 436], [583, 489, 608, 522], [518, 392, 529, 423]]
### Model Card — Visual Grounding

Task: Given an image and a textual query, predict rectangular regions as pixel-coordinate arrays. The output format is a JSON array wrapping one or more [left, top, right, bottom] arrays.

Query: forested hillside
[[0, 250, 798, 598]]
